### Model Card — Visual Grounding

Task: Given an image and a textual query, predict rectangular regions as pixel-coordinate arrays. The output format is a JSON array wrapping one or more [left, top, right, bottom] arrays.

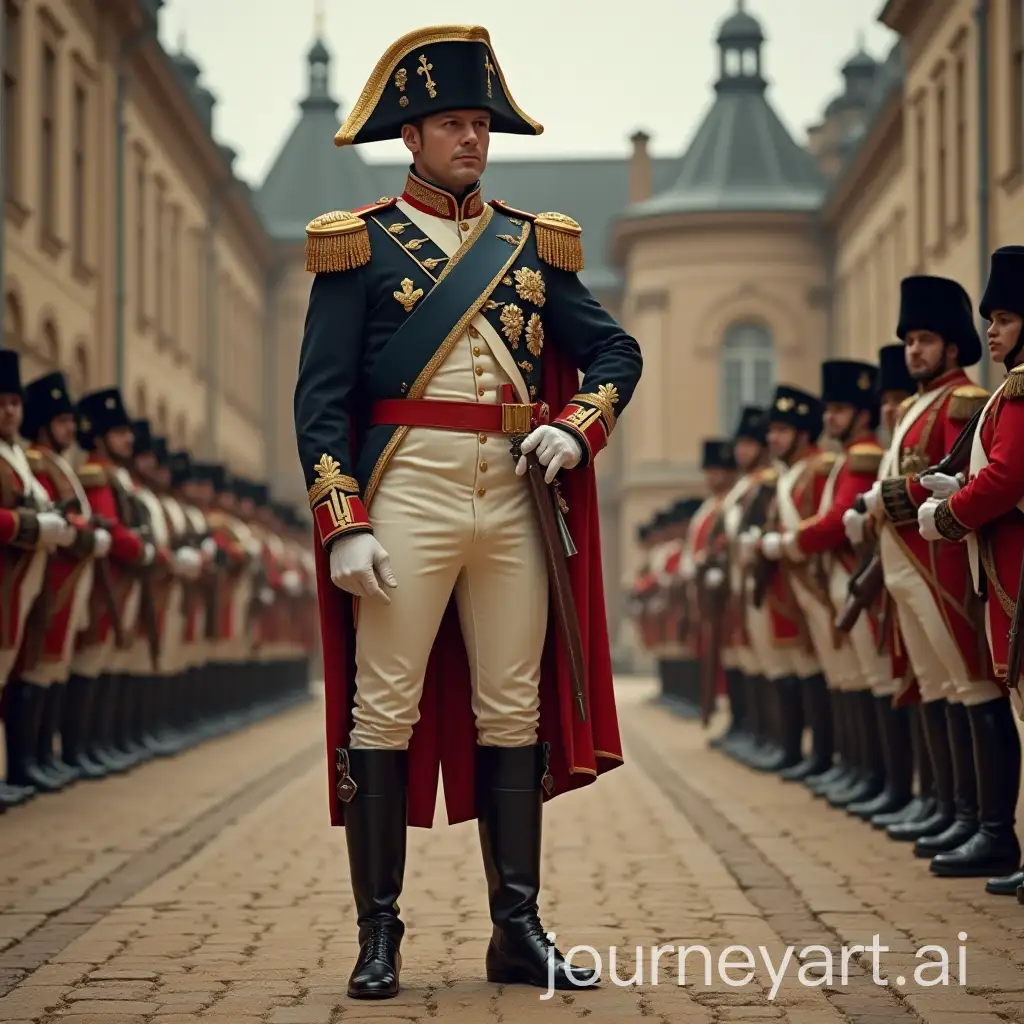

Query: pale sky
[[156, 0, 897, 187]]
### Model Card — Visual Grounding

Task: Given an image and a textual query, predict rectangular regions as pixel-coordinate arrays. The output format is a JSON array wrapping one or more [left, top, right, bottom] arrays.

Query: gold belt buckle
[[501, 403, 533, 434]]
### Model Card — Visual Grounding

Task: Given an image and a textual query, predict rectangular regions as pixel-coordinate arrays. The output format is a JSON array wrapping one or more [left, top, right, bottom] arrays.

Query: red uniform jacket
[[935, 365, 1024, 680], [0, 450, 45, 656], [878, 368, 994, 683]]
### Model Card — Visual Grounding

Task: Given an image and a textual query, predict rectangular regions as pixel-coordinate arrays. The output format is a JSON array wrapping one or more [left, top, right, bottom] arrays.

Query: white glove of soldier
[[36, 511, 75, 549], [281, 568, 303, 596], [842, 507, 865, 546], [140, 541, 156, 566], [200, 536, 218, 559], [329, 532, 397, 602], [173, 546, 203, 579], [760, 532, 784, 561], [919, 471, 963, 499], [918, 497, 945, 541], [259, 585, 275, 606], [862, 480, 882, 515], [515, 425, 583, 484], [92, 527, 112, 559], [704, 566, 726, 589]]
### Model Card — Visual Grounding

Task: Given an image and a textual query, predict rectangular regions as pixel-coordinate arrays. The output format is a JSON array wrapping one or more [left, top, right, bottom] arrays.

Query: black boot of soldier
[[808, 692, 853, 794], [36, 683, 80, 785], [781, 674, 832, 781], [889, 699, 956, 841], [4, 680, 64, 792], [830, 691, 885, 808], [728, 673, 761, 765], [933, 696, 1022, 878], [759, 676, 804, 772], [477, 743, 598, 990], [118, 675, 151, 765], [712, 668, 745, 752], [85, 675, 131, 772], [850, 697, 913, 820], [874, 702, 935, 828], [341, 747, 407, 999], [62, 675, 107, 779], [914, 702, 978, 857]]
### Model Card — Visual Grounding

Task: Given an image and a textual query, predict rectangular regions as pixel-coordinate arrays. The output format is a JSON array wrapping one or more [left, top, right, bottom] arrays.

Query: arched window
[[134, 381, 148, 418], [3, 292, 23, 352], [155, 398, 168, 434], [71, 342, 90, 395], [39, 318, 59, 369], [719, 320, 776, 434]]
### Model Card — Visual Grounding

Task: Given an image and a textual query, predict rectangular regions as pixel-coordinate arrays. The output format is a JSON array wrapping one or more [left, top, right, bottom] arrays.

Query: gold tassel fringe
[[847, 449, 883, 475], [1003, 365, 1024, 400], [304, 211, 371, 273], [947, 385, 989, 421], [534, 212, 584, 273]]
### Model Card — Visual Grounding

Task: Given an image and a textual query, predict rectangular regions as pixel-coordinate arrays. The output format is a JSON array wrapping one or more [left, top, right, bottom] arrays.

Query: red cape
[[312, 346, 624, 827]]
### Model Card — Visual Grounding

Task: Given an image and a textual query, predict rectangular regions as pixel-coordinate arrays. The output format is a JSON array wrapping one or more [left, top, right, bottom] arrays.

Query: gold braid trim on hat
[[304, 211, 371, 273]]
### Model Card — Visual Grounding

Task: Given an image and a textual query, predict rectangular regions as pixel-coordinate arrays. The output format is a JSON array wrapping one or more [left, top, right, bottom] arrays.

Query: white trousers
[[350, 427, 548, 750], [880, 529, 1001, 706], [827, 561, 894, 696]]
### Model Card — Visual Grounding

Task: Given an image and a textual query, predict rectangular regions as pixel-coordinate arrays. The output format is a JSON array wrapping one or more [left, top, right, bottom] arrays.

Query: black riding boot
[[713, 668, 745, 752], [737, 675, 776, 768], [873, 701, 934, 829], [780, 674, 832, 781], [914, 702, 977, 857], [87, 675, 133, 772], [4, 680, 63, 792], [811, 692, 856, 795], [340, 748, 407, 999], [831, 691, 885, 808], [478, 743, 598, 990], [850, 698, 913, 820], [888, 699, 955, 841], [932, 696, 1022, 878], [61, 675, 107, 779], [805, 689, 845, 791], [37, 683, 80, 785]]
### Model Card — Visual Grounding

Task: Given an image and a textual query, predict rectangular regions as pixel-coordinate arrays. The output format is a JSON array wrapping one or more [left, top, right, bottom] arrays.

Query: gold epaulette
[[815, 451, 838, 474], [490, 200, 583, 273], [846, 441, 884, 475], [757, 466, 778, 483], [304, 197, 396, 274], [1003, 364, 1024, 400], [78, 463, 107, 487], [948, 383, 989, 421]]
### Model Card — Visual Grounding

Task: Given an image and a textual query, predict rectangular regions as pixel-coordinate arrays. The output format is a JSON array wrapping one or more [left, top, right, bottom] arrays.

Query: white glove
[[245, 537, 262, 558], [329, 532, 397, 602], [862, 480, 882, 515], [259, 585, 275, 606], [281, 568, 303, 596], [737, 529, 759, 567], [200, 536, 218, 559], [704, 566, 726, 589], [92, 527, 112, 559], [140, 541, 156, 566], [919, 472, 962, 499], [36, 511, 75, 549], [918, 497, 944, 541], [842, 508, 865, 546], [680, 553, 697, 583], [761, 532, 783, 561], [173, 546, 203, 579], [515, 425, 583, 484]]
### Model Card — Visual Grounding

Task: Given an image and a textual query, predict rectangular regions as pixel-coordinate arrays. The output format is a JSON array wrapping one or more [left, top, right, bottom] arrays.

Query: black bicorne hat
[[701, 437, 737, 471], [0, 350, 22, 397], [77, 388, 132, 442], [979, 245, 1024, 320], [22, 371, 74, 439], [169, 450, 192, 487], [896, 275, 981, 366], [821, 360, 878, 408], [767, 384, 823, 440], [131, 419, 153, 456], [733, 405, 766, 444], [333, 26, 543, 146], [877, 344, 915, 396]]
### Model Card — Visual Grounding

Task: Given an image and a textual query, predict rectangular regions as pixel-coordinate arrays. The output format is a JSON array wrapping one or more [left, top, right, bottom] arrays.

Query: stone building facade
[[3, 0, 1023, 666]]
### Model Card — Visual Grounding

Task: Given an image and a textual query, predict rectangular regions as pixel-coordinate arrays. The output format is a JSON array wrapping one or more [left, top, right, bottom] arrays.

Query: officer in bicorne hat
[[916, 247, 1024, 897], [294, 23, 643, 996]]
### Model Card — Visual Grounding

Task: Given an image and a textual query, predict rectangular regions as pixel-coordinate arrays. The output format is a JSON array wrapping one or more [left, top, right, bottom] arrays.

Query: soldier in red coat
[[862, 275, 1016, 882], [19, 372, 113, 787], [0, 352, 79, 807], [917, 246, 1024, 897]]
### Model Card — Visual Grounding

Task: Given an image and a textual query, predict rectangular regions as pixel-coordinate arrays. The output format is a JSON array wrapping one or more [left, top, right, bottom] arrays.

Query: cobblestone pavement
[[0, 678, 1022, 1024]]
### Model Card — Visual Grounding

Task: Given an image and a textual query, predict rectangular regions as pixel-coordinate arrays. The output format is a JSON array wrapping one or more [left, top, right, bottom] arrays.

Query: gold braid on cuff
[[307, 454, 360, 509], [879, 477, 918, 527], [934, 500, 970, 542]]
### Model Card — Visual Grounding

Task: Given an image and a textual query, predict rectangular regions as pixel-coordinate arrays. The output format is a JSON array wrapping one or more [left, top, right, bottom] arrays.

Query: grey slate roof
[[624, 3, 825, 218], [255, 37, 384, 242]]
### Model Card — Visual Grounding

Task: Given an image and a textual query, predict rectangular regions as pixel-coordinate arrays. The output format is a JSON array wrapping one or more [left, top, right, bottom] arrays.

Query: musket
[[1004, 536, 1024, 691], [835, 407, 985, 633], [697, 559, 728, 727]]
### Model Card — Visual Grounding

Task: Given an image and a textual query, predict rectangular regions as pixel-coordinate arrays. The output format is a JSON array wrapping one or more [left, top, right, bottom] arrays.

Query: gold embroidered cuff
[[313, 492, 371, 548], [307, 454, 360, 508], [552, 404, 608, 465], [8, 509, 41, 549], [880, 477, 918, 526], [934, 499, 970, 542]]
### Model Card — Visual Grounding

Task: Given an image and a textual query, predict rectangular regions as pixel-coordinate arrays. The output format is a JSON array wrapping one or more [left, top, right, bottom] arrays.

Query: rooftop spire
[[314, 0, 325, 38]]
